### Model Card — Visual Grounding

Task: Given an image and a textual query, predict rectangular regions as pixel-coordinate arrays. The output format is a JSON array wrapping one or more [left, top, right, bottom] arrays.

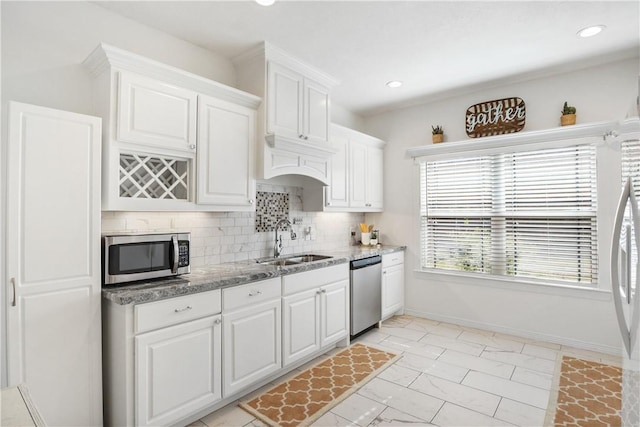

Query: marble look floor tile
[[431, 403, 515, 427], [494, 398, 547, 427], [410, 374, 501, 417], [458, 331, 524, 352], [186, 421, 207, 427], [331, 393, 386, 427], [510, 366, 553, 390], [382, 316, 413, 327], [358, 378, 445, 422], [378, 326, 427, 341], [376, 363, 422, 387], [243, 419, 268, 427], [438, 350, 515, 379], [410, 322, 464, 339], [370, 407, 433, 426], [200, 403, 255, 427], [396, 353, 469, 383], [521, 343, 559, 361], [405, 317, 441, 327], [419, 333, 485, 356], [560, 346, 618, 364], [311, 411, 356, 427], [356, 330, 391, 344], [462, 371, 550, 409], [481, 348, 556, 374]]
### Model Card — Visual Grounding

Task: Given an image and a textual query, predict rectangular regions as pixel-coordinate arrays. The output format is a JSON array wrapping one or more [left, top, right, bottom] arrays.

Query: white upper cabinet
[[83, 43, 261, 211], [304, 124, 385, 212], [197, 95, 256, 207], [267, 61, 330, 144], [234, 42, 338, 184], [118, 71, 198, 155]]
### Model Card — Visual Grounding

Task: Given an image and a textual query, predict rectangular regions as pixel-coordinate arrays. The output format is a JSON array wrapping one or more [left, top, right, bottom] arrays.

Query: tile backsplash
[[101, 183, 365, 266]]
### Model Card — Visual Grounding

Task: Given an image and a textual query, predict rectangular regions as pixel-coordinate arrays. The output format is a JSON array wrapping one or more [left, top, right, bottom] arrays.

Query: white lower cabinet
[[222, 278, 282, 397], [135, 315, 222, 426], [282, 264, 349, 366], [381, 252, 405, 320]]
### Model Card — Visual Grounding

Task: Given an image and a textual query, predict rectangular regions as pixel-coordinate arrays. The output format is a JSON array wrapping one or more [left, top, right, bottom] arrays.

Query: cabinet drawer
[[135, 290, 222, 334], [223, 278, 281, 312], [282, 264, 349, 296], [382, 251, 404, 268]]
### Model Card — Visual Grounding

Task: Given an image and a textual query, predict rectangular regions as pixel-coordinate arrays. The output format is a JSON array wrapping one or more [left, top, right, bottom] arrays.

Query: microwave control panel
[[178, 241, 190, 267]]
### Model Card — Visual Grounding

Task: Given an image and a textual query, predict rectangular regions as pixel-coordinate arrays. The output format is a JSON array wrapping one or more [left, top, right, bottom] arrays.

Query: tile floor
[[189, 315, 622, 427]]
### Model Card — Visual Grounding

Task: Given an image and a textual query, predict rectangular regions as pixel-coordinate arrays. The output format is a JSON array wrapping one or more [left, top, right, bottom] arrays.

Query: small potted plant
[[561, 102, 576, 126], [432, 125, 444, 143]]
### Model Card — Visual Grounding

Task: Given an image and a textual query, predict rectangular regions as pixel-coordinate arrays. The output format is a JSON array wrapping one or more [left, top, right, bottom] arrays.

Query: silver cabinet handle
[[11, 277, 16, 307], [174, 306, 192, 313], [249, 290, 262, 297]]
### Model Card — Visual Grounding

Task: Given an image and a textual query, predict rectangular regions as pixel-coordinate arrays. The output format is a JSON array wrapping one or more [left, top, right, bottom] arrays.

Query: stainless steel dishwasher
[[350, 255, 382, 337]]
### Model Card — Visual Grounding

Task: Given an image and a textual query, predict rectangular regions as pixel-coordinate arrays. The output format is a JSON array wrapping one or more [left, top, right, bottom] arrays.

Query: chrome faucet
[[274, 218, 296, 258]]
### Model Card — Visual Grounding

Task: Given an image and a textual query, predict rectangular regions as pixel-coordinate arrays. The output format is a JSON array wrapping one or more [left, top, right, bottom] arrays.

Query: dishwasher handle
[[350, 255, 382, 270]]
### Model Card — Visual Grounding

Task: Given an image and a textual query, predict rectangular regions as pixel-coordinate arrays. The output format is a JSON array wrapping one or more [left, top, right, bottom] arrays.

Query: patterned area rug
[[240, 343, 399, 427], [545, 355, 622, 426]]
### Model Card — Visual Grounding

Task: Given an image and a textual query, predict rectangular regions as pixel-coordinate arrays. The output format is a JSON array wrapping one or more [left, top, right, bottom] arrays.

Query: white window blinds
[[420, 144, 598, 285]]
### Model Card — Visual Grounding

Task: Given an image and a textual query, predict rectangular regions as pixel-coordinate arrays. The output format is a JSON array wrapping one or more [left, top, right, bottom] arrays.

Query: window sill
[[414, 268, 612, 301]]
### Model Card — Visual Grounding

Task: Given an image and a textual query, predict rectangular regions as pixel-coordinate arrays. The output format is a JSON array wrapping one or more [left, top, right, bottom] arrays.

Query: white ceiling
[[95, 0, 639, 116]]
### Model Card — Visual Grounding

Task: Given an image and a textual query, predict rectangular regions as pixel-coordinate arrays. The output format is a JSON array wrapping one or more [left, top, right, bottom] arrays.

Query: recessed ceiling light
[[255, 0, 275, 6], [386, 81, 403, 88], [577, 25, 606, 38]]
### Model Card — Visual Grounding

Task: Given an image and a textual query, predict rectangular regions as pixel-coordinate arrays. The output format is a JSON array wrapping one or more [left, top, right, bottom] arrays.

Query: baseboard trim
[[403, 308, 620, 357]]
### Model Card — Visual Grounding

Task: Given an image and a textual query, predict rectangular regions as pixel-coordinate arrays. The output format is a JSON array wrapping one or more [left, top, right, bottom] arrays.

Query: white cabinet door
[[282, 288, 321, 366], [6, 102, 103, 426], [197, 95, 256, 208], [320, 280, 349, 346], [223, 299, 281, 396], [303, 78, 330, 144], [382, 264, 404, 320], [350, 140, 368, 208], [325, 132, 349, 208], [366, 145, 384, 209], [118, 71, 198, 154], [135, 315, 222, 427], [267, 61, 303, 139]]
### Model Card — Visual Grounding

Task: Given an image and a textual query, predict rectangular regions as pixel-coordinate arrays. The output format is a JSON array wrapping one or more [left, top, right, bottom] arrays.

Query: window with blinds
[[420, 144, 598, 286], [622, 138, 639, 296]]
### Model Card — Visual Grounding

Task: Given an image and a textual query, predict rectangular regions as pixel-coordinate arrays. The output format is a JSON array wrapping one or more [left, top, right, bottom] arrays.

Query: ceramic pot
[[432, 134, 444, 143], [561, 114, 576, 126]]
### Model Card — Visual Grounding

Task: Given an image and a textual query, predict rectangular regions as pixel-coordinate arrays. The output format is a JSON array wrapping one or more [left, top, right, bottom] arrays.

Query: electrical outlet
[[292, 217, 303, 224]]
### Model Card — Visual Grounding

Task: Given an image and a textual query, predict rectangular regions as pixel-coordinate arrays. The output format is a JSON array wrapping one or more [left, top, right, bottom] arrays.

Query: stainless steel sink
[[256, 254, 333, 266]]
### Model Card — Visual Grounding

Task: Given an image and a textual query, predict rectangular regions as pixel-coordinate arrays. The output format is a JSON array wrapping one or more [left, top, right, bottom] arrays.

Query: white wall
[[364, 57, 639, 354]]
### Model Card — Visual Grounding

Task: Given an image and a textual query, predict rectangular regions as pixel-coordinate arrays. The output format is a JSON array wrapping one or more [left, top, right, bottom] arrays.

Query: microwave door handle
[[171, 235, 179, 274]]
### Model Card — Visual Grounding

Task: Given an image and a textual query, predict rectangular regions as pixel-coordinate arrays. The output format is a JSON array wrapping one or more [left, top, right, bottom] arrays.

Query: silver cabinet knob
[[299, 134, 305, 139], [189, 144, 196, 150], [214, 318, 222, 325], [249, 199, 255, 204]]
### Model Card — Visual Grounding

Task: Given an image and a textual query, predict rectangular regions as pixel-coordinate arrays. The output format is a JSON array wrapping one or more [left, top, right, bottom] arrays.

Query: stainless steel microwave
[[102, 232, 191, 285]]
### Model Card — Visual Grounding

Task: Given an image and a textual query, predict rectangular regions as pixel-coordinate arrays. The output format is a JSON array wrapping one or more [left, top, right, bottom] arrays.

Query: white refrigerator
[[612, 149, 640, 424]]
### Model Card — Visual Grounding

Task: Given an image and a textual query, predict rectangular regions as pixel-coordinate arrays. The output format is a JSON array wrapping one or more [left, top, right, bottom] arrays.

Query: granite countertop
[[103, 245, 405, 305]]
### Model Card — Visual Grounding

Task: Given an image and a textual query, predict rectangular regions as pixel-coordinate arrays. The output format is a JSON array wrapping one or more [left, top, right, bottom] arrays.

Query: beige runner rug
[[240, 343, 399, 427], [545, 355, 622, 426]]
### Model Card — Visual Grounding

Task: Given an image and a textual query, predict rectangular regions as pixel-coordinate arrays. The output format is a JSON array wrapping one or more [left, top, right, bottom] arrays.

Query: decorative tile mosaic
[[255, 191, 290, 232]]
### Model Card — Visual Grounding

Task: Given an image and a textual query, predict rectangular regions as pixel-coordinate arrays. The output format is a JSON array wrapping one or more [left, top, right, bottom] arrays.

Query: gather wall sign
[[466, 97, 526, 138]]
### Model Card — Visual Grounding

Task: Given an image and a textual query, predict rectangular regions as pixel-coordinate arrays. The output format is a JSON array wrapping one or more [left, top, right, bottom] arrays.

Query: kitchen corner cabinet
[[304, 124, 385, 212], [381, 252, 405, 320], [6, 102, 103, 426], [222, 278, 282, 396], [282, 264, 349, 366], [83, 43, 260, 211]]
